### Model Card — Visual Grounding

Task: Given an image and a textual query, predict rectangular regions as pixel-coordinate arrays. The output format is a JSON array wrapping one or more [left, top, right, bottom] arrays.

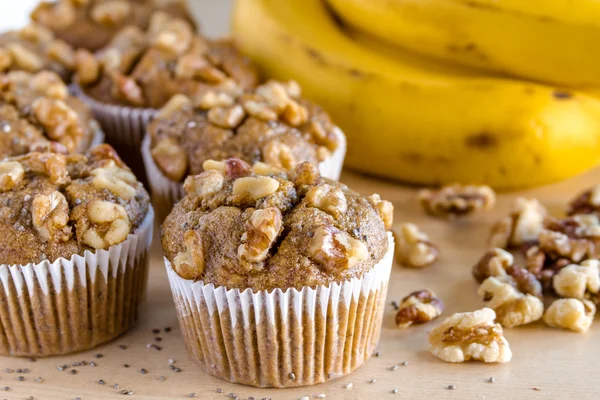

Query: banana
[[232, 0, 600, 190], [325, 0, 600, 88]]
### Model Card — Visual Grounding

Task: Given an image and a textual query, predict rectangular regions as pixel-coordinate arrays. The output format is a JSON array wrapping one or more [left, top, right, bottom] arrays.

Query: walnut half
[[173, 230, 204, 280], [81, 200, 131, 249], [552, 260, 600, 300], [393, 223, 438, 268], [238, 207, 283, 270], [543, 298, 596, 333], [308, 226, 368, 273], [0, 161, 25, 192], [395, 289, 444, 328], [31, 190, 72, 242], [489, 197, 547, 249], [418, 184, 496, 218]]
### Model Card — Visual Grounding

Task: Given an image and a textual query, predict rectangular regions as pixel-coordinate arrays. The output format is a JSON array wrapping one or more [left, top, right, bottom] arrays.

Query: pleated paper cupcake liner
[[166, 232, 393, 388], [71, 84, 157, 184], [0, 207, 154, 357], [141, 128, 347, 220]]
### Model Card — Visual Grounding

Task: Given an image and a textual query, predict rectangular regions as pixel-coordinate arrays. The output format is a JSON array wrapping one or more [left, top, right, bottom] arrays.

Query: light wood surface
[[1, 168, 599, 400]]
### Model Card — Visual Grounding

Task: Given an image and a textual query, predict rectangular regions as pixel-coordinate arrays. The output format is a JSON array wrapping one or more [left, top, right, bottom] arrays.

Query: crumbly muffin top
[[0, 23, 75, 80], [31, 0, 196, 52], [0, 144, 149, 266], [0, 70, 100, 158], [73, 12, 258, 108], [148, 80, 342, 182], [162, 158, 393, 291]]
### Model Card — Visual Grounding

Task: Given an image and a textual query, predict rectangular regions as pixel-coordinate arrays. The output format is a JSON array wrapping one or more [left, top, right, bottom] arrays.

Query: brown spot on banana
[[466, 133, 498, 149]]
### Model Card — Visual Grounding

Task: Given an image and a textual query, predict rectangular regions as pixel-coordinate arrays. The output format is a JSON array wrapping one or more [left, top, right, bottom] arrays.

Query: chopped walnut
[[151, 137, 188, 182], [367, 194, 394, 230], [477, 276, 544, 328], [393, 223, 438, 268], [195, 90, 235, 109], [81, 199, 131, 249], [45, 39, 75, 68], [74, 49, 100, 85], [183, 170, 224, 197], [112, 73, 144, 106], [238, 208, 283, 268], [6, 43, 44, 72], [90, 1, 132, 26], [543, 298, 596, 333], [428, 308, 512, 363], [90, 160, 137, 200], [232, 176, 280, 203], [207, 104, 245, 129], [31, 190, 72, 242], [489, 198, 547, 249], [156, 94, 192, 119], [568, 184, 600, 216], [395, 289, 444, 328], [25, 153, 69, 185], [203, 158, 251, 179], [306, 120, 338, 152], [251, 162, 284, 176], [88, 143, 127, 168], [19, 23, 53, 44], [0, 161, 25, 192], [30, 71, 68, 100], [305, 184, 347, 218], [553, 260, 600, 299], [292, 161, 319, 188], [32, 98, 82, 152], [151, 18, 193, 55], [173, 230, 204, 280], [538, 215, 600, 263], [472, 248, 514, 283], [0, 48, 12, 71], [262, 141, 296, 170], [241, 98, 278, 121], [418, 184, 496, 218], [308, 226, 369, 273]]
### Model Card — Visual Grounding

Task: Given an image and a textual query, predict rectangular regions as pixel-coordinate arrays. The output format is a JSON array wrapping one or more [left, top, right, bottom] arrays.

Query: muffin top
[[0, 70, 101, 158], [0, 23, 75, 80], [31, 0, 196, 52], [148, 80, 343, 182], [0, 144, 149, 266], [162, 158, 393, 291], [73, 12, 259, 108]]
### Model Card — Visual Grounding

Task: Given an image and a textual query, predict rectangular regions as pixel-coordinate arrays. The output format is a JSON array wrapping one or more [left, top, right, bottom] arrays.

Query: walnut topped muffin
[[162, 158, 391, 291], [31, 0, 196, 52], [0, 23, 74, 81], [73, 13, 258, 109], [0, 144, 149, 266], [0, 70, 102, 158]]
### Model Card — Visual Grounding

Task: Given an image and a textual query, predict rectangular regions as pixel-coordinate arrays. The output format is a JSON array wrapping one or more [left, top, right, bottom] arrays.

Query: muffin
[[0, 144, 153, 357], [142, 80, 346, 218], [71, 12, 259, 179], [0, 70, 103, 158], [0, 22, 75, 81], [162, 159, 393, 387], [31, 0, 196, 52]]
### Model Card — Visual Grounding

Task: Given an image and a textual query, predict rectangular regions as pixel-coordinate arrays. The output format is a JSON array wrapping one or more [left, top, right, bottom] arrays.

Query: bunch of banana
[[232, 0, 600, 189]]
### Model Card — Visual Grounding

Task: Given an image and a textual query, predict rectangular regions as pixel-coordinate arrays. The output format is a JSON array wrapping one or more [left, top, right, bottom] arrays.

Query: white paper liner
[[89, 123, 105, 148], [166, 232, 393, 387], [0, 207, 154, 357], [141, 127, 347, 220]]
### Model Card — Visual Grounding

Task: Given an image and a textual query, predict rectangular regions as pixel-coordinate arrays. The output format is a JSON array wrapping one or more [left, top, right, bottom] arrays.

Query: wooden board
[[1, 168, 599, 400]]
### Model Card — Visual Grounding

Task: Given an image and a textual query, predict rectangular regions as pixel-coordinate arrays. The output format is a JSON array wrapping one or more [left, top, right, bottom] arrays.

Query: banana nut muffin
[[148, 80, 343, 183], [73, 12, 259, 109], [31, 0, 196, 52], [0, 144, 149, 265], [0, 23, 75, 81], [0, 70, 101, 158], [162, 158, 392, 291]]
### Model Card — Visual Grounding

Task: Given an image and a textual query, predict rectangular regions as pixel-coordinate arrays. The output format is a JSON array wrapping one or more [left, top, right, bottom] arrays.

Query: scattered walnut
[[90, 160, 137, 200], [309, 226, 369, 272], [553, 260, 600, 299], [183, 170, 224, 197], [262, 141, 296, 170], [6, 43, 43, 72], [472, 248, 514, 283], [568, 184, 600, 216], [393, 223, 438, 268], [32, 98, 82, 152], [203, 158, 251, 179], [156, 94, 192, 119], [207, 104, 245, 129], [428, 308, 512, 363], [538, 215, 600, 263], [232, 176, 280, 202], [173, 230, 204, 280], [367, 194, 394, 230], [292, 161, 319, 188], [395, 289, 444, 328], [418, 184, 496, 218], [45, 39, 75, 68], [30, 71, 68, 100], [82, 200, 131, 249], [151, 137, 188, 182], [478, 277, 544, 328], [0, 161, 25, 192], [74, 49, 100, 85], [489, 198, 546, 249], [238, 208, 283, 267], [31, 190, 71, 242], [543, 298, 596, 333], [90, 1, 132, 26], [305, 184, 347, 218]]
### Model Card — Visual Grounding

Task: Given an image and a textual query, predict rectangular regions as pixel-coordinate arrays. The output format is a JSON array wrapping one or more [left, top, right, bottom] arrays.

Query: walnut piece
[[82, 200, 131, 249], [7, 43, 43, 72], [393, 223, 438, 268], [173, 230, 204, 280], [477, 277, 544, 328], [195, 90, 235, 109], [32, 98, 82, 153], [553, 260, 600, 299], [31, 190, 71, 242], [0, 48, 12, 71], [251, 162, 284, 176], [0, 161, 25, 192], [156, 94, 192, 119], [25, 153, 69, 185], [538, 215, 600, 263], [203, 158, 251, 179], [238, 208, 283, 267], [151, 18, 193, 55], [90, 1, 132, 26], [367, 194, 394, 230], [207, 104, 245, 129], [489, 197, 546, 249], [31, 71, 68, 100], [292, 161, 319, 188], [472, 248, 514, 283], [74, 49, 100, 85], [543, 298, 596, 333], [90, 160, 137, 200], [568, 184, 600, 216], [183, 170, 224, 197], [418, 184, 496, 218], [262, 141, 296, 170], [19, 23, 53, 44], [151, 137, 188, 182], [232, 176, 280, 202], [308, 226, 369, 273], [45, 39, 75, 68], [395, 289, 444, 328], [428, 308, 511, 363], [305, 184, 347, 218]]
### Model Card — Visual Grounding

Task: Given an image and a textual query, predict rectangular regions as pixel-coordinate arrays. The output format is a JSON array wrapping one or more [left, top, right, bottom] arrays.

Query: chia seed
[[188, 394, 197, 398], [16, 376, 24, 381], [34, 377, 43, 383], [392, 389, 399, 394], [216, 388, 224, 393], [159, 376, 166, 382], [98, 380, 105, 385], [164, 327, 172, 333], [446, 385, 456, 390], [152, 329, 160, 334], [140, 368, 147, 374], [369, 379, 377, 384], [289, 372, 296, 381], [390, 365, 398, 371], [70, 370, 78, 375], [119, 345, 127, 350]]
